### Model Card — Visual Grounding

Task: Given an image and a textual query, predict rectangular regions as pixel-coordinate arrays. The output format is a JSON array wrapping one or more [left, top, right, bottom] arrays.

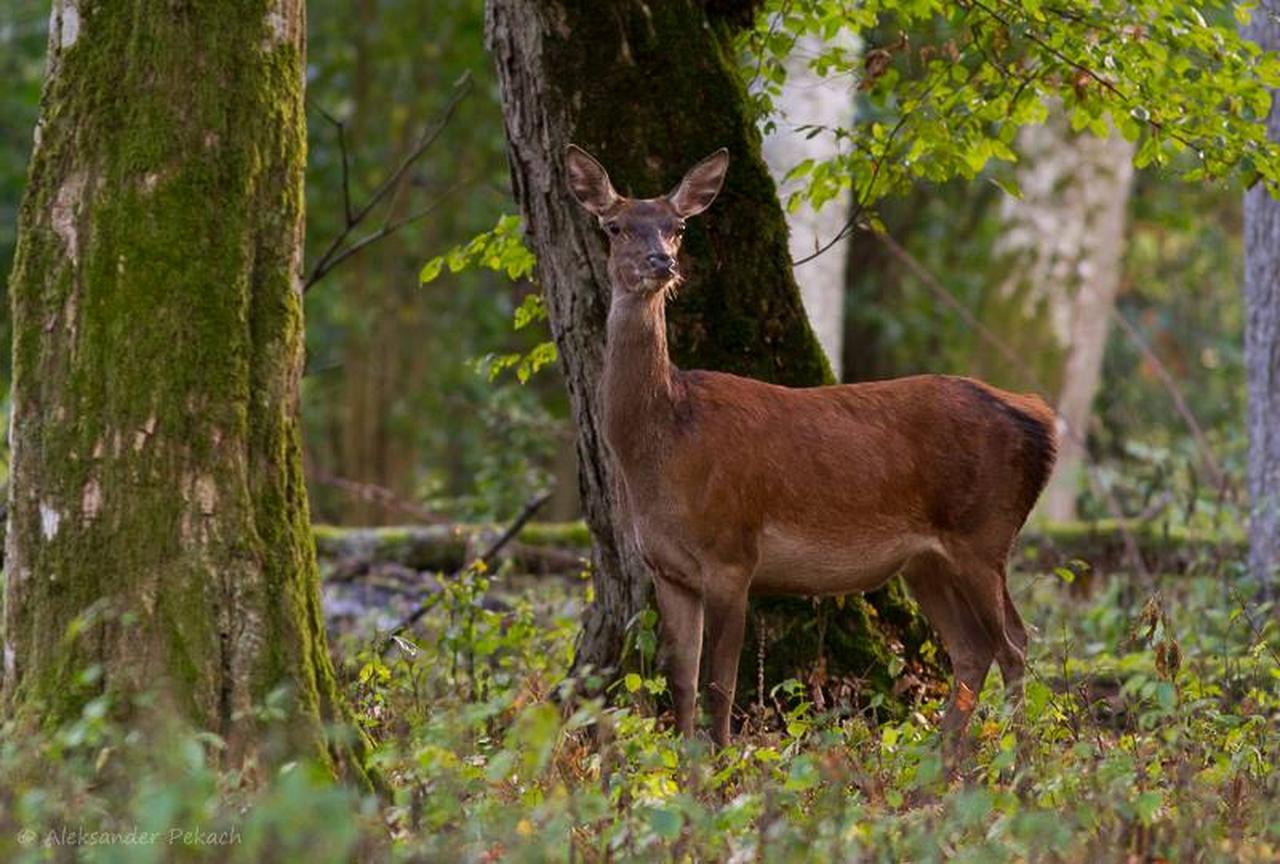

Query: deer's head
[[565, 145, 729, 297]]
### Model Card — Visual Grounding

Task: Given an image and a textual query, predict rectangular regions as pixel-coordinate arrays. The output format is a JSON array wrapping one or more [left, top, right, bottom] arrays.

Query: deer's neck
[[602, 291, 679, 464]]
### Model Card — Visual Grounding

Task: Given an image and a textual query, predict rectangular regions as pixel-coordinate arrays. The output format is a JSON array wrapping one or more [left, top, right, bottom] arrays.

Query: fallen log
[[1017, 518, 1245, 587], [313, 517, 1241, 582], [313, 520, 590, 580]]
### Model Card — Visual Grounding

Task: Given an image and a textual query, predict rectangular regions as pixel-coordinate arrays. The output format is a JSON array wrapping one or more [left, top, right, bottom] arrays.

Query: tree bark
[[486, 0, 931, 705], [978, 109, 1135, 521], [4, 0, 369, 781], [1243, 1, 1280, 588]]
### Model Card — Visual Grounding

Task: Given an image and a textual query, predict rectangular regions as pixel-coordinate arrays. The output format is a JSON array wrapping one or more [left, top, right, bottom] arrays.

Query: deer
[[564, 144, 1058, 755]]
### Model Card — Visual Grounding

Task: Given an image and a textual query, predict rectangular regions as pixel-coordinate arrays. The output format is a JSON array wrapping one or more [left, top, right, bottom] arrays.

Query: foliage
[[4, 558, 1279, 861], [745, 1, 1280, 225], [301, 0, 565, 524], [0, 0, 45, 392], [419, 213, 537, 286], [422, 213, 556, 388]]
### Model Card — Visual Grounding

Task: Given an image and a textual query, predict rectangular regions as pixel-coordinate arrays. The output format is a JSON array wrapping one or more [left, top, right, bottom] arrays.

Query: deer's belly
[[750, 522, 943, 596]]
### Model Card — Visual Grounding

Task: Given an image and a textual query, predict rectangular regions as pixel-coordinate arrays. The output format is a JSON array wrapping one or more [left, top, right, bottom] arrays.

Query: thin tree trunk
[[979, 109, 1135, 521], [487, 0, 931, 704], [337, 0, 381, 525], [1243, 1, 1280, 588], [759, 32, 856, 378], [3, 0, 369, 782]]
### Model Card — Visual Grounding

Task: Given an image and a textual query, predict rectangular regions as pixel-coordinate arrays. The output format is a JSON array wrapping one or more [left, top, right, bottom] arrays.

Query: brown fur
[[565, 145, 1059, 752]]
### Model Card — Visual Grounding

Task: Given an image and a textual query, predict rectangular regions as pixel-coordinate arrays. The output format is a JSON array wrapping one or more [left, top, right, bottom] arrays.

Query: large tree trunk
[[759, 31, 856, 379], [486, 0, 931, 708], [4, 0, 368, 780], [1243, 2, 1280, 589], [977, 110, 1135, 521]]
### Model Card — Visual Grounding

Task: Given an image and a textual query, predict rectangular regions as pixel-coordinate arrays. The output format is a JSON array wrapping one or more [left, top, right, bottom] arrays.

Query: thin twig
[[792, 77, 938, 268], [303, 72, 473, 293], [338, 123, 353, 226], [791, 112, 908, 268], [308, 466, 450, 525], [381, 490, 553, 648], [1110, 309, 1228, 494], [309, 100, 355, 225], [305, 188, 461, 289]]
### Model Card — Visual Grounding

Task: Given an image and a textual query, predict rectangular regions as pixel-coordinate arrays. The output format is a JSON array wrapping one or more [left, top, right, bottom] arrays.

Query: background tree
[[759, 29, 857, 377], [3, 0, 368, 780], [976, 110, 1136, 521], [1244, 0, 1280, 589], [486, 0, 930, 703], [303, 0, 560, 527]]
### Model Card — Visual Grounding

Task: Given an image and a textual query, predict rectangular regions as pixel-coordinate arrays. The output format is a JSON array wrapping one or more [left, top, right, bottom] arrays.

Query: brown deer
[[564, 144, 1057, 751]]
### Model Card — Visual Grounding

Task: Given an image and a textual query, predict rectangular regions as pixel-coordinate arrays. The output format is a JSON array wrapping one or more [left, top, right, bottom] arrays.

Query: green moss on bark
[[743, 580, 934, 717], [4, 0, 371, 786]]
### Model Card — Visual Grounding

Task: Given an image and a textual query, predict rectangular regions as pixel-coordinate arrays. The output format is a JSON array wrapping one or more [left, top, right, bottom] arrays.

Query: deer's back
[[653, 371, 1056, 593]]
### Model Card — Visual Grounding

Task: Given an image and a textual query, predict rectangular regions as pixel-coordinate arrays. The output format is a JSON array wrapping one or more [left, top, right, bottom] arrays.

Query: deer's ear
[[565, 145, 621, 216], [668, 149, 729, 218]]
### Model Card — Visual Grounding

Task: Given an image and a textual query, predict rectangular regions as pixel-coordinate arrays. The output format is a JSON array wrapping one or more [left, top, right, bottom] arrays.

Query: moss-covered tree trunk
[[3, 0, 367, 780], [486, 0, 932, 709]]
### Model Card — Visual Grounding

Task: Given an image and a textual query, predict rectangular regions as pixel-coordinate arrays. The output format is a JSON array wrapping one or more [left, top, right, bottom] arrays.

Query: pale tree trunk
[[486, 0, 932, 703], [979, 109, 1135, 522], [1243, 1, 1280, 588], [3, 0, 369, 781], [759, 32, 856, 378]]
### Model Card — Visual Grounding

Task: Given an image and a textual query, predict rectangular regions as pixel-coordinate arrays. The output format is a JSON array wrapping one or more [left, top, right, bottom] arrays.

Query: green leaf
[[647, 807, 683, 840], [1135, 790, 1163, 825], [418, 256, 444, 284]]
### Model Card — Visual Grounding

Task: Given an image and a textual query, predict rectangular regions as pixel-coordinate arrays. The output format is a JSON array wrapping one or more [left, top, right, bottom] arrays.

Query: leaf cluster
[[743, 0, 1280, 231]]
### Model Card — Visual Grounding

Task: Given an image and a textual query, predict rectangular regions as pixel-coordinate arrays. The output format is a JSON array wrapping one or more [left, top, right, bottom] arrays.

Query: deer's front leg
[[653, 572, 704, 738], [704, 578, 749, 747]]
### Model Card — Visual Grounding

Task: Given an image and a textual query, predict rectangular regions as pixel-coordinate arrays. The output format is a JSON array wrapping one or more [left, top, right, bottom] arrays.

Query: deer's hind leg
[[903, 555, 996, 746], [999, 581, 1029, 716], [945, 546, 1027, 715]]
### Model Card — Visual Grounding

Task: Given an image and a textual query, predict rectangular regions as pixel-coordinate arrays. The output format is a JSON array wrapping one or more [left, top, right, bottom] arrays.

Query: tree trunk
[[486, 0, 932, 707], [1243, 1, 1280, 588], [4, 0, 369, 781], [759, 31, 856, 379], [978, 109, 1135, 521]]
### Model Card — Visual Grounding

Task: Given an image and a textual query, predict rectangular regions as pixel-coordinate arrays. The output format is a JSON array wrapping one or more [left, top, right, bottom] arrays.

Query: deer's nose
[[646, 253, 676, 274]]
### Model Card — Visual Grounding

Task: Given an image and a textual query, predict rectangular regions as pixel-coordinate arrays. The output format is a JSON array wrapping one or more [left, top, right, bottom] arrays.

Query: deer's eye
[[604, 222, 622, 237]]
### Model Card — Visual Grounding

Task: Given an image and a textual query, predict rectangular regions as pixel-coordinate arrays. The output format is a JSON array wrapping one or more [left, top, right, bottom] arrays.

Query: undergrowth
[[1, 563, 1278, 862]]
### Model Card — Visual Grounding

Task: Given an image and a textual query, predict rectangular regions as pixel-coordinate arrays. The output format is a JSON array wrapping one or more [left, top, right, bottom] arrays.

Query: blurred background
[[0, 0, 1248, 534]]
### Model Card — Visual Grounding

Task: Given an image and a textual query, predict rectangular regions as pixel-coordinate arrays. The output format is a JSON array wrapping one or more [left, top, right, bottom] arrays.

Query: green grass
[[2, 563, 1278, 862]]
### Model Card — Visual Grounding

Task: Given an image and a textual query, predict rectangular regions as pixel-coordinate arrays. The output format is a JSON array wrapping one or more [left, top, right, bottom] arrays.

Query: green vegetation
[[2, 0, 1278, 859], [2, 563, 1278, 861]]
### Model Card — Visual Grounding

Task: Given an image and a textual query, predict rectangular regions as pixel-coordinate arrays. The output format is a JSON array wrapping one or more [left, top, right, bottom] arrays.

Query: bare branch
[[338, 121, 353, 225], [381, 491, 553, 648], [303, 72, 474, 293], [309, 100, 355, 225], [303, 185, 462, 291], [308, 466, 450, 525], [1110, 309, 1229, 494]]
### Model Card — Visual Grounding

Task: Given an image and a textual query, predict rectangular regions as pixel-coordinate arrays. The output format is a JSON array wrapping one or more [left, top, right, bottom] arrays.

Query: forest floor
[[3, 557, 1279, 862]]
